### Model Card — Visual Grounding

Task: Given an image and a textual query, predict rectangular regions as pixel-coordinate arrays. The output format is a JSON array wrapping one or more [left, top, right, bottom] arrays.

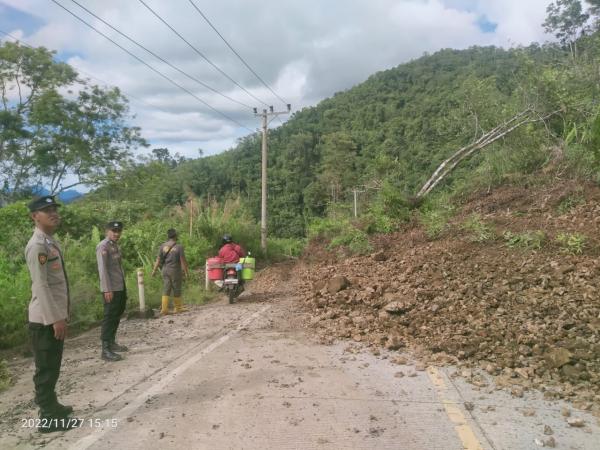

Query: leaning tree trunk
[[415, 107, 557, 200]]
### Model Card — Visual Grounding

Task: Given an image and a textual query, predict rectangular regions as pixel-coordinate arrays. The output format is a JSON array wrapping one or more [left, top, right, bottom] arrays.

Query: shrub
[[418, 192, 456, 239], [461, 213, 495, 242], [503, 230, 546, 250], [0, 195, 297, 349], [268, 237, 306, 258], [555, 232, 586, 255], [419, 209, 448, 239], [308, 217, 372, 255], [0, 359, 11, 391], [329, 227, 373, 255], [364, 181, 411, 233], [0, 254, 30, 348], [557, 191, 585, 214]]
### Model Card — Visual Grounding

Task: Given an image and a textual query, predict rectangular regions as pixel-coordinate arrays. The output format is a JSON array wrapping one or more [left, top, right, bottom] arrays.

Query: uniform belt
[[28, 322, 52, 330]]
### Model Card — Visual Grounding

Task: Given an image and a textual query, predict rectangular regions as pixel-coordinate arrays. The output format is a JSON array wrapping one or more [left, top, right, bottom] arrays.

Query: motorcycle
[[207, 254, 254, 304], [222, 262, 244, 304]]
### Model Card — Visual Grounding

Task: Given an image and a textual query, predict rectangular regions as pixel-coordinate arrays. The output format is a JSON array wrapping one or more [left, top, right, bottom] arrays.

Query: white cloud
[[0, 0, 555, 158]]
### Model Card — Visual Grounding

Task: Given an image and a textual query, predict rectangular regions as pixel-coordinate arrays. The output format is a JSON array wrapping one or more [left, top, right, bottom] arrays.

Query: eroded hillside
[[296, 180, 600, 415]]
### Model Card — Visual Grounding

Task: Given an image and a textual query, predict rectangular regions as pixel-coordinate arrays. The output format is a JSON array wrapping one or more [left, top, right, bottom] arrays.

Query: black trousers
[[100, 290, 127, 342], [29, 323, 63, 413]]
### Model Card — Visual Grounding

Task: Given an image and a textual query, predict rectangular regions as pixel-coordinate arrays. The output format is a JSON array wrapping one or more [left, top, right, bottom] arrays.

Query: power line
[[187, 0, 289, 108], [137, 0, 269, 108], [49, 0, 253, 132], [67, 0, 252, 110], [0, 28, 189, 118]]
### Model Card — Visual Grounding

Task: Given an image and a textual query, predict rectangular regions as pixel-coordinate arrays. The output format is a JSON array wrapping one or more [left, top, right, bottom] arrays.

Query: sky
[[0, 0, 555, 160]]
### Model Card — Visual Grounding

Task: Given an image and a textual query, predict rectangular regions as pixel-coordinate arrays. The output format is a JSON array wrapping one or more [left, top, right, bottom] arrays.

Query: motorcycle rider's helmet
[[222, 234, 233, 244]]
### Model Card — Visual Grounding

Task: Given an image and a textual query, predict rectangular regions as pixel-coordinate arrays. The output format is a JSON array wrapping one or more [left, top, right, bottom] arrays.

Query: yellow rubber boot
[[160, 296, 170, 315], [174, 297, 187, 313]]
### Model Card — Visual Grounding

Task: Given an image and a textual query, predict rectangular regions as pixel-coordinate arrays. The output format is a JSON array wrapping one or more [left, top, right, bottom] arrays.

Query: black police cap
[[106, 221, 124, 231], [28, 195, 61, 212]]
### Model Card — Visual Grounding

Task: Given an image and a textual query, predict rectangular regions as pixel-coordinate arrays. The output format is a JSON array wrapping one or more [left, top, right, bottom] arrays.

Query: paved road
[[1, 286, 598, 449]]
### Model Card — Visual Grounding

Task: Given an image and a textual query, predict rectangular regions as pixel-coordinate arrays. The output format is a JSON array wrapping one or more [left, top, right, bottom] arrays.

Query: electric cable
[[0, 28, 186, 117], [49, 0, 253, 132], [187, 0, 289, 108], [67, 0, 252, 110], [137, 0, 269, 108]]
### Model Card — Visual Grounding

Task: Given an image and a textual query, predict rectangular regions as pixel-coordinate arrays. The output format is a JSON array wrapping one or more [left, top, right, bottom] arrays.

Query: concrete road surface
[[1, 285, 598, 449]]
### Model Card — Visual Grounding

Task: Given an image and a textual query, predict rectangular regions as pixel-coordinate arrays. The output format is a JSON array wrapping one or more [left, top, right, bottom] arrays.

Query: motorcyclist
[[218, 234, 246, 263]]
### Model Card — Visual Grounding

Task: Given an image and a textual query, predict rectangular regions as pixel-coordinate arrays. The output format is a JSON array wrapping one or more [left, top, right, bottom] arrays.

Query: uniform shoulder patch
[[163, 246, 170, 252], [38, 253, 48, 265]]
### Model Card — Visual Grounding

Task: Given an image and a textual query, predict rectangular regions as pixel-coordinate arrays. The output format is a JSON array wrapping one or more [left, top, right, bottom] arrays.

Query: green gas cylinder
[[239, 257, 255, 280]]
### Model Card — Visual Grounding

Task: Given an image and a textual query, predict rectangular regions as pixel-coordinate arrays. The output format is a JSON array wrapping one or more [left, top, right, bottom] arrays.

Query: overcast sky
[[0, 0, 554, 159]]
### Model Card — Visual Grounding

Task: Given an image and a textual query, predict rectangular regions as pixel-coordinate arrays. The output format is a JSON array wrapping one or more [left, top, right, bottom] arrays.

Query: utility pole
[[254, 104, 291, 252], [351, 187, 365, 218]]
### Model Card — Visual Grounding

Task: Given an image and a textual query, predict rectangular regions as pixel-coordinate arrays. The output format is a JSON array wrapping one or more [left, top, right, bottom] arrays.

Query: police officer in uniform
[[96, 221, 128, 361], [26, 195, 76, 433], [151, 228, 189, 315]]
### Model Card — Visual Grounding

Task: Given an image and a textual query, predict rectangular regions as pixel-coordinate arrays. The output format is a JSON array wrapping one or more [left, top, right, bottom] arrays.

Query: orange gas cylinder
[[206, 257, 224, 280]]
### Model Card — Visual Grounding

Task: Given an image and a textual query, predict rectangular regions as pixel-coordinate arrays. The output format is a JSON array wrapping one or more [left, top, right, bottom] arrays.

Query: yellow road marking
[[427, 367, 484, 450]]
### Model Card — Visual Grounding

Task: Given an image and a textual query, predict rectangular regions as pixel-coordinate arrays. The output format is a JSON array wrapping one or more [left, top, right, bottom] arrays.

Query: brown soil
[[295, 179, 600, 414]]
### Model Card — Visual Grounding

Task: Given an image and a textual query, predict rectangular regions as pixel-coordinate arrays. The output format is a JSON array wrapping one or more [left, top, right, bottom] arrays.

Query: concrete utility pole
[[351, 187, 365, 218], [254, 104, 291, 252]]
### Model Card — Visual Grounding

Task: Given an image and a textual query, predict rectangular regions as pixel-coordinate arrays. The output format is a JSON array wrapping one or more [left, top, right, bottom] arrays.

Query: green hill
[[99, 39, 597, 238]]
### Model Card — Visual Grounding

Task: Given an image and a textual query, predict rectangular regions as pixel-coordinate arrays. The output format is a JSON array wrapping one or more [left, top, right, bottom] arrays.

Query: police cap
[[28, 195, 61, 212], [106, 220, 124, 231]]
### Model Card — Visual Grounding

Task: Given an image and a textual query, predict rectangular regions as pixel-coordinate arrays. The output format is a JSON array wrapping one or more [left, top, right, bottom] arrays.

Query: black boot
[[110, 341, 129, 352], [38, 409, 77, 433], [101, 341, 122, 361], [49, 401, 73, 417]]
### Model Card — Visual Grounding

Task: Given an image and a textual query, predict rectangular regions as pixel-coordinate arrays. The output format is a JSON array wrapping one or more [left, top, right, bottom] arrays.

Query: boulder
[[326, 276, 350, 294], [383, 301, 412, 314], [544, 348, 572, 369]]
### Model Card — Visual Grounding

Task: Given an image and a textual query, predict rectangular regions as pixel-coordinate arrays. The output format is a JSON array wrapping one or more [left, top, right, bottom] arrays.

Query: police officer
[[26, 195, 76, 433], [96, 221, 128, 361], [151, 228, 189, 315]]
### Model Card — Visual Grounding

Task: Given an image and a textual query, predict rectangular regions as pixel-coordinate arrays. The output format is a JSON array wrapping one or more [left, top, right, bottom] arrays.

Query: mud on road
[[0, 263, 599, 449]]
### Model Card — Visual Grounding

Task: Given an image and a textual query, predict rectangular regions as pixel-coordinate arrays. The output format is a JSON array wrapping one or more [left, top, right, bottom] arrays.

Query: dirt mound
[[298, 180, 600, 413]]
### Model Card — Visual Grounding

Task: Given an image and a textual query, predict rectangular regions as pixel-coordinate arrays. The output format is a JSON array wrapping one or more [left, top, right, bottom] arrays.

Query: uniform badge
[[163, 246, 170, 252], [38, 253, 48, 265]]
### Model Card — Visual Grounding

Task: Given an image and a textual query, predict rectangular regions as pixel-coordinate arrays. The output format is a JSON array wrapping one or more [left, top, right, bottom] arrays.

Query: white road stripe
[[69, 304, 271, 450]]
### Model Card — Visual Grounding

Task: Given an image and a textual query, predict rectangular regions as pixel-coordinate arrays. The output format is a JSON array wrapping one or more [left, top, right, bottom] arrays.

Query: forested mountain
[[101, 37, 595, 238]]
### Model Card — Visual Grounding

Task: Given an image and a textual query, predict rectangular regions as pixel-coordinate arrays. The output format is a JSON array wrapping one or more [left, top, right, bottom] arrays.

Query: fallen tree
[[416, 107, 559, 199]]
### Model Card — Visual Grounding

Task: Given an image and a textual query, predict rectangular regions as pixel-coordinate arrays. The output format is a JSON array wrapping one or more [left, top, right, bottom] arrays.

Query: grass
[[0, 359, 10, 391], [555, 232, 587, 255], [503, 230, 547, 250], [461, 214, 496, 242]]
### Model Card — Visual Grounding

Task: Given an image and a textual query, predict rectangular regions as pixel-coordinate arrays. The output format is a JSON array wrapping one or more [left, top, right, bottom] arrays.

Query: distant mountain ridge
[[33, 187, 83, 203]]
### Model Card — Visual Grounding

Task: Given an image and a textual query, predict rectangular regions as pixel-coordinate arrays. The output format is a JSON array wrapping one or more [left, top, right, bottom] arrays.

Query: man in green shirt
[[151, 228, 189, 315]]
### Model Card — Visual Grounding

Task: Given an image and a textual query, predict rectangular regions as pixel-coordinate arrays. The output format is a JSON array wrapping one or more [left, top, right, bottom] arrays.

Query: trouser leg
[[112, 290, 126, 342], [29, 323, 64, 415], [101, 290, 126, 342], [172, 274, 186, 312]]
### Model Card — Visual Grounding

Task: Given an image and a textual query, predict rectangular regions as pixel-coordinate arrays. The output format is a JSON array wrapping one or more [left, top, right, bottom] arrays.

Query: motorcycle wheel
[[228, 288, 236, 304]]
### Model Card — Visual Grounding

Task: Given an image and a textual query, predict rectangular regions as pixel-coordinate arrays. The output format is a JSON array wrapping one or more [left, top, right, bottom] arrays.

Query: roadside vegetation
[[2, 1, 600, 391]]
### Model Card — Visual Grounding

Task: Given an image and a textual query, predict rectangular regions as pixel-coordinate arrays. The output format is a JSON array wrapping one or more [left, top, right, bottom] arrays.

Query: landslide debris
[[297, 181, 600, 413]]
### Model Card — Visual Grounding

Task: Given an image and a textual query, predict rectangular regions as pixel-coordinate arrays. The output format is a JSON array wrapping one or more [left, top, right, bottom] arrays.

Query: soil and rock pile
[[296, 181, 600, 414]]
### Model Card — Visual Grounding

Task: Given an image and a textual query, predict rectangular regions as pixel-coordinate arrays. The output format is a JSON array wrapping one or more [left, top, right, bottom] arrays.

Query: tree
[[587, 0, 600, 29], [317, 132, 359, 203], [543, 0, 590, 57], [0, 42, 146, 201]]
